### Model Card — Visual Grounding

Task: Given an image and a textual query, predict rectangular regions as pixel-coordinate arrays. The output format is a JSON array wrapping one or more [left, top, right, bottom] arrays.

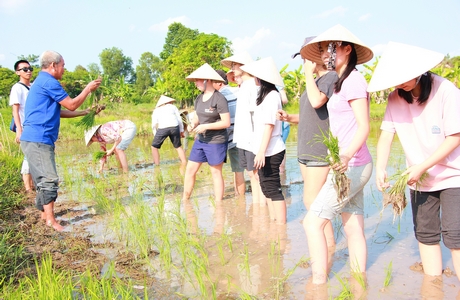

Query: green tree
[[0, 67, 17, 103], [60, 65, 90, 98], [160, 22, 199, 60], [87, 63, 101, 77], [99, 47, 134, 82], [17, 54, 39, 69], [280, 64, 305, 104], [160, 33, 232, 106], [134, 52, 163, 97]]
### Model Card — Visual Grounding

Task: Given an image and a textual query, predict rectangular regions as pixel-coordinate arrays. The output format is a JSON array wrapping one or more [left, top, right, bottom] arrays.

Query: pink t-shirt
[[327, 70, 371, 166], [381, 75, 460, 191]]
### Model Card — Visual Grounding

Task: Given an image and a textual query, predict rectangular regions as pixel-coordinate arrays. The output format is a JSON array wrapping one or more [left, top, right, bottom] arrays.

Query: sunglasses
[[17, 67, 34, 72]]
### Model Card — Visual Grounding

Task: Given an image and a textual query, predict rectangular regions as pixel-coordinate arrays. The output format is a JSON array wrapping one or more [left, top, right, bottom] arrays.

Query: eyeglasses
[[17, 67, 33, 72]]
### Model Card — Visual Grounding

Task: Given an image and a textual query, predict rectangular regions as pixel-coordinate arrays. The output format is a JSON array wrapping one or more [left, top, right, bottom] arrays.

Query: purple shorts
[[189, 139, 227, 166]]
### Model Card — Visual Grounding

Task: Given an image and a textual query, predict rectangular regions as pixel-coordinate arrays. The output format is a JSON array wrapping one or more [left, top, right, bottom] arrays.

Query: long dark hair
[[397, 72, 433, 104], [334, 42, 358, 93], [256, 79, 277, 106]]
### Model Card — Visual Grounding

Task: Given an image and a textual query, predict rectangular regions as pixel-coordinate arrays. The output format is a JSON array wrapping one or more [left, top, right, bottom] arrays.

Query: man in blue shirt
[[21, 50, 101, 231]]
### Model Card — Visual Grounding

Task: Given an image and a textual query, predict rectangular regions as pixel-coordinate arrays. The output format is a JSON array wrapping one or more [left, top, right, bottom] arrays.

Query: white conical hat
[[84, 124, 102, 146], [186, 63, 225, 82], [367, 41, 444, 92], [300, 24, 373, 65], [156, 95, 176, 108], [221, 51, 254, 68], [240, 57, 284, 87]]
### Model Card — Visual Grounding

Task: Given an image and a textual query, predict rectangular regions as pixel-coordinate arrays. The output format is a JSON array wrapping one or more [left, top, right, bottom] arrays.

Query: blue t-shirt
[[21, 71, 68, 145]]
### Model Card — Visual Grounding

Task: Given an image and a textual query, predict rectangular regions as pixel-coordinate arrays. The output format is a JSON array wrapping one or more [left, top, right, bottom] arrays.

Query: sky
[[1, 0, 459, 74]]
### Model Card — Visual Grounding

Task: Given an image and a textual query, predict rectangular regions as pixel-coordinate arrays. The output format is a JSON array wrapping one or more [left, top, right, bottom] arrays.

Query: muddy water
[[54, 126, 460, 299]]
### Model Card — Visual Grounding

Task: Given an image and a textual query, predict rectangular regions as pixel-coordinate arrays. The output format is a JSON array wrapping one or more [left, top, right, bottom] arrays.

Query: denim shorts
[[189, 139, 227, 166], [238, 148, 256, 171], [20, 141, 59, 211], [309, 162, 373, 220], [117, 121, 136, 150], [152, 125, 182, 149], [411, 188, 460, 249], [228, 147, 243, 173]]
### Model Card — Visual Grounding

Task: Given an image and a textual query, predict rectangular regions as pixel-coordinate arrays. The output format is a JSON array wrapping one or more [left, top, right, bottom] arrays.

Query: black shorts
[[238, 148, 256, 171], [152, 126, 182, 149], [258, 150, 285, 201]]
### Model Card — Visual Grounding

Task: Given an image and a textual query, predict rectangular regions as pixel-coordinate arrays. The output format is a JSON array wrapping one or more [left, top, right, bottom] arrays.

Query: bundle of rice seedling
[[383, 170, 428, 219], [93, 150, 106, 162], [76, 104, 106, 130], [314, 129, 350, 203]]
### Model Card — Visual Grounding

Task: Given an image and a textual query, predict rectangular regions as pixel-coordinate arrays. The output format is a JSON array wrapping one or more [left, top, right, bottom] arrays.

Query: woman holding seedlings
[[301, 24, 374, 284], [239, 57, 287, 224], [85, 120, 137, 173], [370, 42, 460, 281], [277, 36, 339, 269], [182, 63, 230, 202]]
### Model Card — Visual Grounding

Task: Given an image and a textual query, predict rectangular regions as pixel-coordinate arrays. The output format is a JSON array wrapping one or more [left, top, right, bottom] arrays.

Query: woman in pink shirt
[[301, 25, 374, 285], [370, 42, 460, 281], [85, 120, 137, 173]]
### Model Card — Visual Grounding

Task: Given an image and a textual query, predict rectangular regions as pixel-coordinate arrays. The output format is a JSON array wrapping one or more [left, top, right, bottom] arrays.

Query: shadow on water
[[52, 124, 460, 299]]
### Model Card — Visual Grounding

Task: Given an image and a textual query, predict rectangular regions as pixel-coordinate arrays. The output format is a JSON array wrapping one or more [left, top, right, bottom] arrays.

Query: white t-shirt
[[233, 78, 258, 151], [9, 82, 30, 126], [151, 104, 184, 134], [252, 90, 285, 156]]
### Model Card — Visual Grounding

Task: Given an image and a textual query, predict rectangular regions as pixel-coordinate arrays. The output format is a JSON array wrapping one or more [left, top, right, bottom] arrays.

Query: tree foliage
[[17, 54, 39, 68], [134, 52, 163, 97], [161, 33, 232, 107], [160, 23, 199, 61], [99, 47, 134, 82], [280, 64, 305, 104], [0, 68, 17, 102]]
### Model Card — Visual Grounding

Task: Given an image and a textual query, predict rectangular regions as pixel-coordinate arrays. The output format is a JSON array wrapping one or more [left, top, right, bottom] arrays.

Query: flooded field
[[47, 126, 460, 299]]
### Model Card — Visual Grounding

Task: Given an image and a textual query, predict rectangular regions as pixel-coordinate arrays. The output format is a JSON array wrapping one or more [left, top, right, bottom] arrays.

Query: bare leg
[[23, 173, 33, 192], [151, 146, 160, 165], [304, 211, 329, 284], [272, 200, 286, 224], [115, 149, 129, 173], [175, 146, 187, 165], [43, 202, 64, 231], [451, 249, 460, 281], [182, 161, 202, 201], [209, 163, 224, 202], [342, 212, 367, 274], [234, 171, 245, 196], [419, 242, 442, 276]]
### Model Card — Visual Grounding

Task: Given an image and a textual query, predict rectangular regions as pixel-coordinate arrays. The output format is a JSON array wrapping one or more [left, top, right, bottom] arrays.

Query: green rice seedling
[[333, 273, 352, 299], [383, 261, 393, 288], [383, 170, 428, 220], [350, 270, 367, 290], [313, 129, 350, 202], [93, 150, 106, 162]]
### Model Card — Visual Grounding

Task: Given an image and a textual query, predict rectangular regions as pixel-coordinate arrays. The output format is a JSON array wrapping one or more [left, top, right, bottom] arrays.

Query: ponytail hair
[[334, 42, 357, 93]]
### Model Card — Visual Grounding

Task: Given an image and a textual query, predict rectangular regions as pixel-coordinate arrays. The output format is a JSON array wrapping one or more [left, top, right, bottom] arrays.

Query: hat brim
[[221, 51, 254, 68], [85, 125, 102, 146], [367, 41, 444, 92], [156, 95, 176, 108], [186, 63, 225, 82], [240, 57, 284, 87], [300, 24, 373, 65]]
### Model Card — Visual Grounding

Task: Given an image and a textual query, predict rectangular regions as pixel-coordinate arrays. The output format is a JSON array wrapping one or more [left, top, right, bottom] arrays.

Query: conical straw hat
[[221, 51, 254, 68], [186, 63, 225, 82], [367, 41, 444, 92], [156, 95, 176, 108], [84, 125, 102, 146], [300, 24, 373, 65], [240, 57, 284, 87]]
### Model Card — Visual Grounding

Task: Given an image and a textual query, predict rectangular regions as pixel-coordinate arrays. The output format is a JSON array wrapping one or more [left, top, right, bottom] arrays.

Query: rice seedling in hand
[[92, 150, 106, 162], [314, 129, 350, 203], [382, 170, 428, 219], [76, 103, 106, 130]]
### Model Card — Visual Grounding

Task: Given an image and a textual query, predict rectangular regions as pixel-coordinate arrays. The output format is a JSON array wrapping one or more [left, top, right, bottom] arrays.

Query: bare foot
[[46, 220, 65, 232]]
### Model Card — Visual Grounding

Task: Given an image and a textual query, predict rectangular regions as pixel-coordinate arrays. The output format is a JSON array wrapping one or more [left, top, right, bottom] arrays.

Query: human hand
[[87, 77, 102, 92], [375, 168, 389, 192], [331, 154, 350, 174], [303, 59, 317, 75], [276, 109, 288, 121], [180, 131, 185, 138], [403, 165, 427, 186], [253, 152, 265, 170], [193, 124, 207, 135], [15, 128, 22, 144]]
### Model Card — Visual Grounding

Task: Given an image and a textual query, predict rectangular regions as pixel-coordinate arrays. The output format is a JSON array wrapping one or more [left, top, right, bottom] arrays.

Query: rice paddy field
[[2, 123, 459, 299]]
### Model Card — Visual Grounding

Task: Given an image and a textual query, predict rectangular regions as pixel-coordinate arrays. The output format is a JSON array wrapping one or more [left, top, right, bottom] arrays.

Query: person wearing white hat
[[240, 57, 287, 224], [370, 42, 460, 281], [182, 63, 230, 203], [277, 35, 339, 271], [85, 120, 137, 173], [221, 51, 266, 206], [301, 24, 374, 284], [151, 95, 186, 166]]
